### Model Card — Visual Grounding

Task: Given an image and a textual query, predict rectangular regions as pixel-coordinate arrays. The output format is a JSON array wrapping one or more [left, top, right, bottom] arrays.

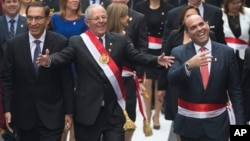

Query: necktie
[[200, 47, 209, 89], [92, 0, 96, 4], [33, 40, 41, 74], [9, 19, 15, 38]]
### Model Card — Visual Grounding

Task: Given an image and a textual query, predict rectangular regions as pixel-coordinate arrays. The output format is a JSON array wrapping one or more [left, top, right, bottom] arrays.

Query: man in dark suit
[[242, 48, 250, 124], [162, 0, 226, 48], [81, 0, 111, 13], [2, 2, 74, 141], [37, 4, 174, 141], [0, 0, 27, 50], [168, 14, 245, 141]]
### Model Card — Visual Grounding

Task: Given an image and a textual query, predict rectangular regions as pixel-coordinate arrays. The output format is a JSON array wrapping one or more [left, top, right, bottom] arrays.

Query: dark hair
[[25, 1, 50, 17], [178, 5, 200, 31], [223, 0, 245, 14]]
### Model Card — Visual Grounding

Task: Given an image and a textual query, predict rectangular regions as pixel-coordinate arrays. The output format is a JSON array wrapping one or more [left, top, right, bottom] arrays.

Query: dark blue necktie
[[92, 0, 96, 4], [33, 40, 41, 74], [9, 19, 15, 38]]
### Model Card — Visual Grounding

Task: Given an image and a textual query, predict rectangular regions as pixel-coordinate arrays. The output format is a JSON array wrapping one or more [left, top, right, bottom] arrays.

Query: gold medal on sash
[[99, 54, 109, 64]]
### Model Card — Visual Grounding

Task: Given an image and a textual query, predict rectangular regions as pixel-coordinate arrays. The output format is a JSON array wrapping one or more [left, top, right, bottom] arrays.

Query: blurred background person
[[81, 0, 111, 13], [0, 0, 27, 50], [134, 0, 173, 130], [162, 0, 226, 49], [39, 0, 60, 13], [19, 0, 31, 16], [127, 0, 143, 9], [222, 0, 250, 78], [50, 0, 88, 39], [0, 0, 3, 16]]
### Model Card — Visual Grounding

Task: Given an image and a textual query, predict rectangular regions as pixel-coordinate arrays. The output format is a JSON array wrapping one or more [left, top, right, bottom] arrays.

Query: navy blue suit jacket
[[168, 41, 245, 137]]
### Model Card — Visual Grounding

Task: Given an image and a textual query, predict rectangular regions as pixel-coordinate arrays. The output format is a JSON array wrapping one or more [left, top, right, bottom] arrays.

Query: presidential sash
[[80, 30, 135, 130]]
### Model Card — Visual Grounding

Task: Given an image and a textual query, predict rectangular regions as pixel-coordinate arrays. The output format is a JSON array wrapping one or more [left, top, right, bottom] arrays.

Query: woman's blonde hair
[[58, 0, 83, 18], [106, 3, 128, 33]]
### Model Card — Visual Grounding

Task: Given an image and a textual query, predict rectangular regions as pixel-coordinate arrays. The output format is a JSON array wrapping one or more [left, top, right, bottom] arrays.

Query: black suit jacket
[[162, 2, 226, 46], [168, 41, 245, 137], [0, 15, 28, 49], [49, 32, 158, 125], [242, 48, 250, 121], [2, 31, 74, 130], [81, 0, 111, 13]]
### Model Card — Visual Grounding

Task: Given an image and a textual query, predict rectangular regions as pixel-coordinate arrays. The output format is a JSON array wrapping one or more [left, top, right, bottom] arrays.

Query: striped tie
[[9, 19, 15, 38], [33, 40, 41, 74]]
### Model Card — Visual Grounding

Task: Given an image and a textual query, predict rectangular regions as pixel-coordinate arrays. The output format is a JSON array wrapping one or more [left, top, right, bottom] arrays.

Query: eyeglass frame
[[87, 15, 108, 22], [26, 16, 47, 22]]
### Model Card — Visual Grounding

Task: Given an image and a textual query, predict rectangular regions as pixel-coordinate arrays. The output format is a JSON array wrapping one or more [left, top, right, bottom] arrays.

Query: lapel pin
[[100, 2, 104, 5], [162, 12, 164, 15], [109, 48, 111, 52], [21, 24, 23, 28], [129, 17, 132, 21], [214, 57, 217, 61], [109, 42, 112, 46]]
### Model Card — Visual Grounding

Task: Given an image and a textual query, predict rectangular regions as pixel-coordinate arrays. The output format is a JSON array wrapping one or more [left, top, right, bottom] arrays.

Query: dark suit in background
[[205, 0, 223, 7], [127, 0, 143, 9], [242, 48, 250, 122], [81, 0, 111, 12], [0, 15, 27, 49], [37, 0, 60, 12], [162, 2, 226, 46]]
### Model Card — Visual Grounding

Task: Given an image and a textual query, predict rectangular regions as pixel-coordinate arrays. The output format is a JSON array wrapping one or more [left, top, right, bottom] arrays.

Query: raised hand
[[157, 53, 175, 68], [36, 49, 50, 67]]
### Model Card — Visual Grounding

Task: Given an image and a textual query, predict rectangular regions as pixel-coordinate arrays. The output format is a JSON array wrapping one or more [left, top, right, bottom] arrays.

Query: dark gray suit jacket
[[2, 31, 74, 130], [50, 31, 158, 125], [168, 41, 245, 137], [0, 15, 28, 49]]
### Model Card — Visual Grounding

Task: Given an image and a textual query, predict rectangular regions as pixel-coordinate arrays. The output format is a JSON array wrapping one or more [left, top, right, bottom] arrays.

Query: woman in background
[[222, 0, 250, 77], [134, 0, 173, 130], [50, 0, 88, 39], [222, 0, 250, 124]]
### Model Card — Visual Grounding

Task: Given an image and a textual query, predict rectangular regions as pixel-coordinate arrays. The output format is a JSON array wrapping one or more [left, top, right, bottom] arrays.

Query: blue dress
[[50, 13, 88, 39]]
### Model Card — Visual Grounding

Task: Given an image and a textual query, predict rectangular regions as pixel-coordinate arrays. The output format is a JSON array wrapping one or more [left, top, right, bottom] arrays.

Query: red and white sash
[[80, 30, 126, 109], [148, 36, 162, 50], [225, 37, 249, 59], [122, 66, 148, 121]]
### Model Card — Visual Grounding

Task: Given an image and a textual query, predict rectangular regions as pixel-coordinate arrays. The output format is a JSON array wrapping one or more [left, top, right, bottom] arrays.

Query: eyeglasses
[[87, 16, 108, 22], [27, 16, 47, 22]]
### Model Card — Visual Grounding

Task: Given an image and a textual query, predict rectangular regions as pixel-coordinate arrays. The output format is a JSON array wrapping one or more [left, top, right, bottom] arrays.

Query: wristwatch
[[185, 62, 191, 71]]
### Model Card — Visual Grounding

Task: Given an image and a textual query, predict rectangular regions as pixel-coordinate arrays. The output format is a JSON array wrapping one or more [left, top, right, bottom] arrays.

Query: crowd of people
[[0, 0, 250, 141]]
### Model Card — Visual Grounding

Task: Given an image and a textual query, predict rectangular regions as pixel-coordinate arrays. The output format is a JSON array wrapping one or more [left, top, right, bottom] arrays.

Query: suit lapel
[[206, 42, 219, 89], [2, 16, 10, 40], [20, 33, 37, 76], [16, 15, 27, 35]]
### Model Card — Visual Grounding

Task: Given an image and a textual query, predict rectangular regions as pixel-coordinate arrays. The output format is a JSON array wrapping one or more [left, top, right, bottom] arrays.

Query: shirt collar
[[193, 38, 212, 53], [29, 30, 46, 44]]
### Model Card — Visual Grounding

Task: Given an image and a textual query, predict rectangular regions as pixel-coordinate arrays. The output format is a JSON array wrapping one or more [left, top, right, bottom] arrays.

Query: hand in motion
[[157, 53, 175, 68], [187, 51, 213, 69], [36, 49, 50, 67]]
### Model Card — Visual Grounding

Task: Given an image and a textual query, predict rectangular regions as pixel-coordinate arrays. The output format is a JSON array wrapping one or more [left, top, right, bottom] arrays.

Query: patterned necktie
[[33, 40, 41, 74], [9, 19, 15, 38], [200, 47, 209, 89]]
